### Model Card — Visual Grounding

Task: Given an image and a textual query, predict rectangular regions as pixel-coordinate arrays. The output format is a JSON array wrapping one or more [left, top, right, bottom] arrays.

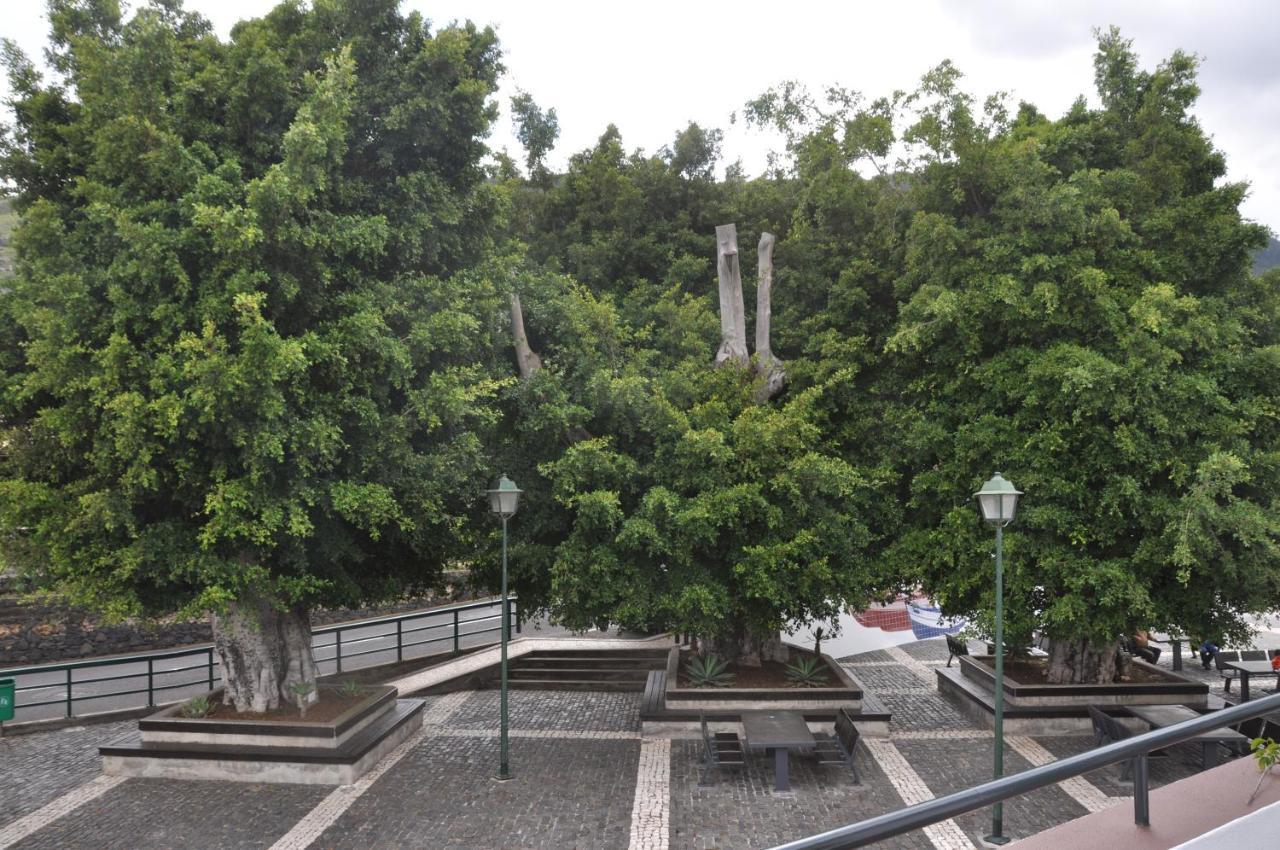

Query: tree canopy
[[3, 5, 1278, 683], [0, 0, 508, 628]]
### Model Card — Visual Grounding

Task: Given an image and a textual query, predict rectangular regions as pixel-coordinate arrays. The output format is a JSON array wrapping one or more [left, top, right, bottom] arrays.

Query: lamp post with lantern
[[974, 472, 1022, 845], [488, 474, 522, 781]]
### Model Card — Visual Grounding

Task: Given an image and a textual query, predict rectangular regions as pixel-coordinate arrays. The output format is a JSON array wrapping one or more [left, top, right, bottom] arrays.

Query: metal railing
[[0, 597, 517, 724], [772, 690, 1280, 850]]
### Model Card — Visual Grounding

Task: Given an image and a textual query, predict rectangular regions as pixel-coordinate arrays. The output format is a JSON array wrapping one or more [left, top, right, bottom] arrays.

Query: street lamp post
[[488, 473, 522, 782], [974, 471, 1022, 846]]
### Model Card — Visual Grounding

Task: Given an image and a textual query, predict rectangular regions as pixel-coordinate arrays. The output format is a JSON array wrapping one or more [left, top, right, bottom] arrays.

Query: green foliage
[[784, 655, 830, 687], [180, 695, 211, 718], [0, 1, 508, 622], [685, 653, 735, 687], [339, 679, 362, 698], [1250, 737, 1279, 802]]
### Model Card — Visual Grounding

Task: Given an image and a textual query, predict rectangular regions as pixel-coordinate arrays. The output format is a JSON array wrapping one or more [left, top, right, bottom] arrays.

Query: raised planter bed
[[138, 685, 398, 749], [662, 646, 862, 713], [940, 654, 1212, 736], [101, 684, 423, 784], [958, 655, 1208, 708]]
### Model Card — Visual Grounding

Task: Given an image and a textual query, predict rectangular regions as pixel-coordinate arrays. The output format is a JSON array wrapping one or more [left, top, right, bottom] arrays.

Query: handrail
[[0, 597, 509, 676], [0, 596, 517, 722], [772, 690, 1280, 850]]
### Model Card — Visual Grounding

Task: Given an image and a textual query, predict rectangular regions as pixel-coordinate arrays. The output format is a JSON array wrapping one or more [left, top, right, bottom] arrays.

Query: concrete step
[[505, 679, 643, 692], [513, 656, 664, 670], [508, 666, 650, 681]]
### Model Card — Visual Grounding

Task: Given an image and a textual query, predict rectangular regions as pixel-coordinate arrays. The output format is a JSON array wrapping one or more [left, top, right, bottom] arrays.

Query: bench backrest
[[836, 708, 860, 754], [1240, 649, 1267, 662], [1087, 705, 1110, 741], [946, 633, 969, 657], [1216, 650, 1240, 670]]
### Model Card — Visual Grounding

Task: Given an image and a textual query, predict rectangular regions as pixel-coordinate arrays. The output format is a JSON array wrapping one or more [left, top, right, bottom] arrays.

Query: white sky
[[3, 0, 1278, 231]]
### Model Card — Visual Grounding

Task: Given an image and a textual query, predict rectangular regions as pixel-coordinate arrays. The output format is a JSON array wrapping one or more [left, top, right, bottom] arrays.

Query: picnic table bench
[[1126, 704, 1249, 769]]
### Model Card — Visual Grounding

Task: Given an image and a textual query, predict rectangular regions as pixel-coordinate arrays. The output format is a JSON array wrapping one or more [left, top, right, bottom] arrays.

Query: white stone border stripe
[[419, 691, 470, 726], [430, 727, 639, 740], [268, 726, 428, 850], [628, 738, 670, 850], [892, 730, 994, 740], [0, 774, 127, 849], [885, 646, 941, 688], [1006, 736, 1120, 814], [863, 739, 975, 850]]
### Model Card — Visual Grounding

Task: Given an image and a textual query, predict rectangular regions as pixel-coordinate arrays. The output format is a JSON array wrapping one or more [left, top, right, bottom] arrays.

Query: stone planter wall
[[664, 648, 862, 712], [958, 655, 1208, 708]]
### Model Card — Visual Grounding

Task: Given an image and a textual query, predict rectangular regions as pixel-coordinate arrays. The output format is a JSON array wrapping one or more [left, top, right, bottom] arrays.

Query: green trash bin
[[0, 678, 14, 722]]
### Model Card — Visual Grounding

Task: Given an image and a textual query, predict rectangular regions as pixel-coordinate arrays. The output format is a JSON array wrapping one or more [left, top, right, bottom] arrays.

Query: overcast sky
[[4, 0, 1279, 231]]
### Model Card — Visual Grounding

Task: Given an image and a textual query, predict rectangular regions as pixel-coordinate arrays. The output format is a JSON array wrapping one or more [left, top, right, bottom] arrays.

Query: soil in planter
[[677, 650, 835, 689], [976, 656, 1171, 685], [202, 688, 371, 723]]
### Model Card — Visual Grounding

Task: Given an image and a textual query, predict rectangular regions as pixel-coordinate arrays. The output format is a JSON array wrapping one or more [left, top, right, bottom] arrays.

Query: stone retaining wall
[[0, 575, 482, 666]]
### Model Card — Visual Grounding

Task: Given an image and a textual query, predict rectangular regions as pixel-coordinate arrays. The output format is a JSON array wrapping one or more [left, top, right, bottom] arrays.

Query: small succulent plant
[[785, 656, 831, 688], [686, 653, 735, 688], [289, 681, 317, 718], [339, 679, 362, 698], [180, 695, 211, 718]]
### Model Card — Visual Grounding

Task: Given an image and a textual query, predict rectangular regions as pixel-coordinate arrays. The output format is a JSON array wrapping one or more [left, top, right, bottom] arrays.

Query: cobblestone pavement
[[315, 734, 640, 849], [0, 720, 133, 822], [0, 637, 1251, 850], [668, 739, 932, 850], [11, 779, 328, 850], [444, 689, 642, 732]]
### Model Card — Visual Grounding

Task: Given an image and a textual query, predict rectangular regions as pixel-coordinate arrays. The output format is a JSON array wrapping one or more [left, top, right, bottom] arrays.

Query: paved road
[[0, 600, 512, 724]]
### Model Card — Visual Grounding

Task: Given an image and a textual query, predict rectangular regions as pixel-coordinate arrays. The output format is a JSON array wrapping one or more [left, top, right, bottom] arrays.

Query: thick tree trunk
[[1045, 637, 1122, 684], [702, 629, 791, 668], [211, 596, 318, 713], [714, 223, 749, 366], [753, 231, 785, 400], [509, 292, 543, 379]]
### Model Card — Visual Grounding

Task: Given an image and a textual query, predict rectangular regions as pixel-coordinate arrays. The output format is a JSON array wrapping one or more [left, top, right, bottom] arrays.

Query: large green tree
[[864, 31, 1280, 681], [0, 0, 508, 710]]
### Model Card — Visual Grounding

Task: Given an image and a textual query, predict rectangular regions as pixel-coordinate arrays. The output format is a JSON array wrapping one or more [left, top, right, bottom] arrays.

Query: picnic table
[[1127, 704, 1248, 768], [1222, 659, 1277, 701], [741, 710, 815, 792]]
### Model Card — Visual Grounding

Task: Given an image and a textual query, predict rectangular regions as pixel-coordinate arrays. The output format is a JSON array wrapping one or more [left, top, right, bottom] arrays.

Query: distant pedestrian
[[1199, 639, 1219, 669]]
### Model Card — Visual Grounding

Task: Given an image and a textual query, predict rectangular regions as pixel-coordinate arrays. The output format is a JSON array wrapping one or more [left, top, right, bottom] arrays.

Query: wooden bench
[[1128, 704, 1249, 769], [1215, 650, 1241, 692], [945, 634, 969, 667], [813, 707, 861, 783], [699, 714, 746, 786], [1088, 704, 1138, 780], [642, 670, 667, 717]]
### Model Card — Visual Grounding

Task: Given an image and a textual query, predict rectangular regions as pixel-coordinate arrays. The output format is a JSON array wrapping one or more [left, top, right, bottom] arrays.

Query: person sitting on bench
[[1128, 630, 1161, 665]]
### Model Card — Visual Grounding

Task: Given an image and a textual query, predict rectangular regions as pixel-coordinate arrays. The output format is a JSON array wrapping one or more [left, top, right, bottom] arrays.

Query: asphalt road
[[0, 600, 510, 724]]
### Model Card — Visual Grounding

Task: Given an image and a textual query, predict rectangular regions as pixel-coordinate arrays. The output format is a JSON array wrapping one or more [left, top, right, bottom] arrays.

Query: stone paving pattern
[[316, 734, 640, 849], [11, 778, 327, 850], [0, 720, 133, 822], [3, 634, 1272, 850]]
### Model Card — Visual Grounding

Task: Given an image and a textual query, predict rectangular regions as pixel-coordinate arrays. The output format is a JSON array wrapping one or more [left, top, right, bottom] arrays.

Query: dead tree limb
[[509, 292, 543, 379], [714, 223, 749, 366], [754, 231, 785, 400]]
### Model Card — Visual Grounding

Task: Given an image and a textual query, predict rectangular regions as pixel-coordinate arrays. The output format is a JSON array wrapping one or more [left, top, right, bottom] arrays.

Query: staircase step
[[505, 679, 643, 692], [513, 657, 663, 671], [508, 667, 650, 681]]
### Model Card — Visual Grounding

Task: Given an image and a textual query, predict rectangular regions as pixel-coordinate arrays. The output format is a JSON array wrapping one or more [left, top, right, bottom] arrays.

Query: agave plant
[[339, 679, 363, 698], [686, 653, 735, 688], [180, 695, 212, 718], [785, 656, 831, 688]]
